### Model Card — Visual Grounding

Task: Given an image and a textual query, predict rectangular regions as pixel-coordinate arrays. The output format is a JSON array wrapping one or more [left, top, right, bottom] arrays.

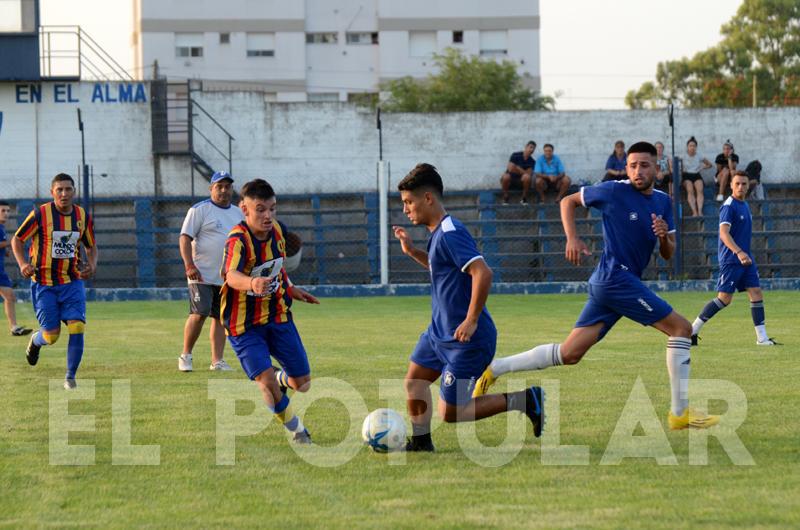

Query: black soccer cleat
[[404, 436, 435, 452], [525, 386, 545, 438], [26, 335, 41, 366], [691, 334, 699, 346]]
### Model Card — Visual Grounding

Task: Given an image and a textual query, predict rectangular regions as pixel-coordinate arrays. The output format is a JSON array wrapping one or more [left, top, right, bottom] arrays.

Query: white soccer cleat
[[63, 378, 77, 390], [178, 354, 193, 372], [756, 338, 779, 346], [209, 359, 234, 371]]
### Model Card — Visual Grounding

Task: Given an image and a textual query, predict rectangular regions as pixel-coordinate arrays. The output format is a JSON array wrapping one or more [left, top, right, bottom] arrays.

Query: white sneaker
[[756, 338, 779, 346], [715, 194, 724, 201], [63, 378, 77, 390], [179, 354, 193, 372], [210, 359, 234, 371]]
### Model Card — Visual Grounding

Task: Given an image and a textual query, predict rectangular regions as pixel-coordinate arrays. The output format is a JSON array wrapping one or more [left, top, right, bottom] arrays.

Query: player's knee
[[293, 376, 311, 393], [438, 403, 459, 423], [42, 330, 61, 345], [404, 376, 427, 396], [500, 173, 510, 185], [521, 173, 532, 184], [67, 321, 85, 335], [673, 317, 692, 338]]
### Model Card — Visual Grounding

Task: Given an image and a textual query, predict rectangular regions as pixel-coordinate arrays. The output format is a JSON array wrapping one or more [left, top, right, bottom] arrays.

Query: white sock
[[490, 343, 562, 376], [755, 325, 768, 342], [181, 353, 192, 358], [691, 317, 705, 336], [666, 337, 691, 416]]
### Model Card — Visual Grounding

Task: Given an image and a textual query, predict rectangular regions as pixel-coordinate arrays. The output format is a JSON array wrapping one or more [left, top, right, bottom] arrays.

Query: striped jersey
[[14, 203, 96, 286], [220, 220, 293, 336]]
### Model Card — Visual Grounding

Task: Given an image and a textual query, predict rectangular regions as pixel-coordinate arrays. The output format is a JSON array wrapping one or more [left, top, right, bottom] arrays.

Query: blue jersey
[[581, 181, 675, 282], [427, 215, 495, 346], [0, 224, 6, 260], [718, 196, 752, 265]]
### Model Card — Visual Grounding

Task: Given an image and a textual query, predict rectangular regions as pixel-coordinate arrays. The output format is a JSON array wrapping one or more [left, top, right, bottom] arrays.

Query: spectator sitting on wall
[[602, 140, 627, 181], [681, 136, 713, 218], [744, 159, 764, 199], [654, 141, 673, 197], [533, 143, 572, 203], [714, 139, 739, 202], [500, 140, 536, 205]]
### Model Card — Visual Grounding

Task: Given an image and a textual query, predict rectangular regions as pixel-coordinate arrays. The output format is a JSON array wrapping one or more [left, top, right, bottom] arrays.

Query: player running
[[394, 163, 544, 452], [220, 179, 319, 444], [473, 142, 719, 430], [0, 201, 32, 336], [11, 174, 97, 390], [691, 171, 778, 346]]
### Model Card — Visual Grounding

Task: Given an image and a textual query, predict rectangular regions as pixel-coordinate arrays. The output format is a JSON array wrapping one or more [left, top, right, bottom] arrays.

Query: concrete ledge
[[11, 278, 800, 302]]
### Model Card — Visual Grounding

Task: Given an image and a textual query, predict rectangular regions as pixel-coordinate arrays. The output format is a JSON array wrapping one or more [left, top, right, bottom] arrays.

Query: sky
[[40, 0, 742, 110]]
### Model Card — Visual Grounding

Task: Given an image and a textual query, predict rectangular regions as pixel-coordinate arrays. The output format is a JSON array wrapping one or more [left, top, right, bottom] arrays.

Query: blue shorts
[[0, 270, 11, 288], [575, 276, 673, 341], [717, 262, 760, 293], [410, 329, 496, 406], [31, 281, 86, 330], [227, 320, 310, 381]]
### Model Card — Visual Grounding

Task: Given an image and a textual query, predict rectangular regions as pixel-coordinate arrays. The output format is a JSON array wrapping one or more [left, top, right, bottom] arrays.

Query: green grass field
[[1, 292, 799, 529]]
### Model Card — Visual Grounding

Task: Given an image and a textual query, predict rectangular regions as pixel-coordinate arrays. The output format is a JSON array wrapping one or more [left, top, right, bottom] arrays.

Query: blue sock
[[750, 300, 765, 326], [699, 297, 727, 322], [66, 333, 84, 379], [33, 331, 49, 347]]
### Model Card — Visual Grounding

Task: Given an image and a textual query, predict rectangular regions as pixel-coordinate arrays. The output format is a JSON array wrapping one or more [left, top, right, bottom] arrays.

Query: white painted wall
[[2, 82, 799, 200]]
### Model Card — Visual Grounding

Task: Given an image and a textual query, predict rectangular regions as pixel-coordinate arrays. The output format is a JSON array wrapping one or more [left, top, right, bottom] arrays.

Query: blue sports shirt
[[0, 224, 5, 260], [535, 155, 565, 176], [718, 196, 752, 265], [509, 151, 536, 172], [581, 181, 675, 282], [427, 215, 496, 346]]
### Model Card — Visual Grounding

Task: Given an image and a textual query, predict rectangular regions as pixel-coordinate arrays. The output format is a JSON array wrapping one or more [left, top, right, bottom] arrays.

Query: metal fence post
[[672, 156, 683, 278], [377, 161, 390, 285]]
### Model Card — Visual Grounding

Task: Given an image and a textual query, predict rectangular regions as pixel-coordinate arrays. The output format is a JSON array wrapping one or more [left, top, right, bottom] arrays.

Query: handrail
[[39, 25, 135, 81]]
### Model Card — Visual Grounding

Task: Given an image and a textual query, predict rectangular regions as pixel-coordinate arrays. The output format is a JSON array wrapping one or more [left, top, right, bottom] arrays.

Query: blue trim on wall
[[11, 278, 800, 302]]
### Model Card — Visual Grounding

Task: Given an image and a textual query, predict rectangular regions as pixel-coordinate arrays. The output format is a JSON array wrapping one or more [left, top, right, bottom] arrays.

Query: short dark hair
[[240, 179, 275, 201], [543, 143, 554, 150], [627, 141, 657, 157], [0, 200, 9, 207], [526, 141, 537, 148], [51, 173, 75, 188], [397, 163, 444, 197], [732, 170, 749, 179]]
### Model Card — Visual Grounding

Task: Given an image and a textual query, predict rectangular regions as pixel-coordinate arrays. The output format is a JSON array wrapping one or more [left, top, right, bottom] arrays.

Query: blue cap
[[211, 171, 234, 184]]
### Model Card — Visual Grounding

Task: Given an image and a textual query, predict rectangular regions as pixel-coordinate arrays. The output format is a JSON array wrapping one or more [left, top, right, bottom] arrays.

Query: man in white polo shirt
[[178, 171, 244, 371]]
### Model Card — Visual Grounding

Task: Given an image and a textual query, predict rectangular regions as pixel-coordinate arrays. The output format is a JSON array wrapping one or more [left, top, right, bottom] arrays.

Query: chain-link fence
[[3, 184, 799, 289]]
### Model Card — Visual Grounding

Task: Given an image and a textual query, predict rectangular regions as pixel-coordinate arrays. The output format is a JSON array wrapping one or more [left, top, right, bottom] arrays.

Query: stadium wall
[[2, 81, 800, 199]]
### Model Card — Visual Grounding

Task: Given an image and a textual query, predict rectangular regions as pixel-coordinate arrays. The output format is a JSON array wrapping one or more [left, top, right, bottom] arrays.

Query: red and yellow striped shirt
[[221, 220, 293, 336], [15, 203, 96, 286]]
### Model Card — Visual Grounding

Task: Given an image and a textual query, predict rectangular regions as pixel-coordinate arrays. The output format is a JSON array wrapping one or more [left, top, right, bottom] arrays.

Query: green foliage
[[380, 48, 555, 112], [627, 0, 800, 108]]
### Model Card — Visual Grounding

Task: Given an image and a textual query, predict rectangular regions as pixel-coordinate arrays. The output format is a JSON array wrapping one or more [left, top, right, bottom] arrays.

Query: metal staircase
[[150, 80, 234, 185]]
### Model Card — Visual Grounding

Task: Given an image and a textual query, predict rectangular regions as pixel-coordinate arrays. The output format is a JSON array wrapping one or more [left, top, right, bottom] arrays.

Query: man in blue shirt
[[393, 163, 544, 451], [534, 143, 572, 203], [0, 201, 32, 337], [691, 171, 778, 346], [473, 142, 719, 431], [500, 141, 536, 205]]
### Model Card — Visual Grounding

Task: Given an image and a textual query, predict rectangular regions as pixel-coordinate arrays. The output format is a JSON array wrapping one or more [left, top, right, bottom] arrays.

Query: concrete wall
[[2, 80, 799, 199]]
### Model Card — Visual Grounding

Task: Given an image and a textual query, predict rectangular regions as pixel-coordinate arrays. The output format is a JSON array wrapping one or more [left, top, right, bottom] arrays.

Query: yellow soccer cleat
[[472, 366, 497, 398], [668, 407, 720, 430]]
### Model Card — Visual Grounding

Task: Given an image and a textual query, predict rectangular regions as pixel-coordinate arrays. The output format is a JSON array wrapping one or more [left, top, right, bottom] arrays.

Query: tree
[[380, 48, 555, 112], [626, 0, 800, 108]]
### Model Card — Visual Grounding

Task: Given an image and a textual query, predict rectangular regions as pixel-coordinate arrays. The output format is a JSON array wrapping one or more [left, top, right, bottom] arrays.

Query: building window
[[0, 0, 36, 32], [306, 32, 338, 44], [246, 33, 275, 57], [219, 32, 230, 44], [452, 30, 463, 44], [308, 93, 339, 102], [175, 33, 203, 58], [346, 32, 378, 45], [479, 30, 507, 56], [408, 31, 436, 58]]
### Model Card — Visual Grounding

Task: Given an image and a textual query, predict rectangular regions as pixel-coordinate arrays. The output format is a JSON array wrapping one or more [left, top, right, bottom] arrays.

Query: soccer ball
[[362, 408, 407, 453]]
